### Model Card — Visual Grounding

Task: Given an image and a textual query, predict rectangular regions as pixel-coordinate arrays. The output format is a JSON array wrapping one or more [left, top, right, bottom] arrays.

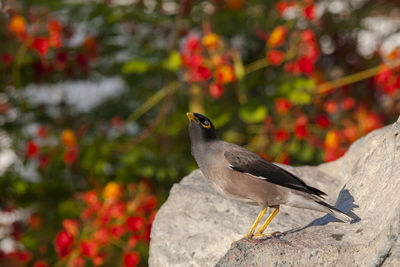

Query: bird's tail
[[315, 200, 353, 223], [286, 193, 353, 222]]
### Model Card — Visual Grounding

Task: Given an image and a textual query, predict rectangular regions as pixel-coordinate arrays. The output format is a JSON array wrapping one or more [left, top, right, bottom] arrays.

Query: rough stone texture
[[149, 118, 400, 267]]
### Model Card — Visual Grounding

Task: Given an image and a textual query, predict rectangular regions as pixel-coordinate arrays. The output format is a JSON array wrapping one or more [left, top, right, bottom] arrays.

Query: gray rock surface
[[149, 118, 400, 267]]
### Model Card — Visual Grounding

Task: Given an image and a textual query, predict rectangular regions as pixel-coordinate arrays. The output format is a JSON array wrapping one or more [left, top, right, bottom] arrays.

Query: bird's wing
[[224, 145, 326, 197]]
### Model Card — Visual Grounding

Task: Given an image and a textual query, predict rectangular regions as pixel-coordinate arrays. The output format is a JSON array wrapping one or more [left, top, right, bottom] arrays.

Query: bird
[[186, 112, 353, 240]]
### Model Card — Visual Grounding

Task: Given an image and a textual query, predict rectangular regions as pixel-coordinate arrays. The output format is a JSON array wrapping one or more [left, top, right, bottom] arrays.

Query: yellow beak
[[186, 112, 197, 122]]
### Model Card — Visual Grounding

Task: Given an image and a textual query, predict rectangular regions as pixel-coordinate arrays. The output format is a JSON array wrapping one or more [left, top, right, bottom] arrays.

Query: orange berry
[[9, 15, 26, 36], [342, 97, 355, 110], [214, 65, 235, 84], [325, 130, 340, 149], [267, 26, 287, 48], [94, 228, 109, 245], [324, 100, 338, 114], [28, 214, 43, 229], [202, 33, 219, 50], [62, 219, 79, 236], [102, 182, 122, 201], [61, 129, 76, 146], [343, 125, 359, 142]]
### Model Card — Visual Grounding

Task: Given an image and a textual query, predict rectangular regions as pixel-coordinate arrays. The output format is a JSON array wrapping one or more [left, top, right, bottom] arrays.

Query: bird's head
[[186, 112, 218, 143]]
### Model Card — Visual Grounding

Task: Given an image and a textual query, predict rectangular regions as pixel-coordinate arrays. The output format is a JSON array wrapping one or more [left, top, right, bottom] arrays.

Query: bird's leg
[[253, 206, 280, 239], [242, 207, 267, 239]]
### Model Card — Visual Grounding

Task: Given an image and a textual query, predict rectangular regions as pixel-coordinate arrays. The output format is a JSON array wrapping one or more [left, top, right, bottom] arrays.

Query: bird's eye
[[201, 120, 211, 128]]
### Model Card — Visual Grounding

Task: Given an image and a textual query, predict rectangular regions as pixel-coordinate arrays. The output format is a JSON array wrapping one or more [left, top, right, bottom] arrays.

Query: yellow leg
[[242, 207, 267, 239], [254, 206, 280, 239]]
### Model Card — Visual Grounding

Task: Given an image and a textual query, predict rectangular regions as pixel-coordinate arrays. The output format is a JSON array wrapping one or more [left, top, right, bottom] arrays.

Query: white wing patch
[[228, 164, 268, 180]]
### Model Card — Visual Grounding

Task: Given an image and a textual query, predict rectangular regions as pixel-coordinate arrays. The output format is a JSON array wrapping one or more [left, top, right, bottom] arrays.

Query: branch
[[316, 59, 400, 94], [120, 92, 175, 151], [125, 81, 179, 123]]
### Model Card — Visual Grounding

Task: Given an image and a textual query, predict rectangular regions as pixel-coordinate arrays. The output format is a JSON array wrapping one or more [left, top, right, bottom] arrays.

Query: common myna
[[187, 112, 352, 239]]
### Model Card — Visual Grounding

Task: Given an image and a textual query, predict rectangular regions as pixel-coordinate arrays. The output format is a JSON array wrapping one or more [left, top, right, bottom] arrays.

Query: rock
[[149, 119, 400, 267]]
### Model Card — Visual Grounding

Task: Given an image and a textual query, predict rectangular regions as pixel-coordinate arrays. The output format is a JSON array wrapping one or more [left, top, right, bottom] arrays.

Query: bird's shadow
[[286, 187, 361, 235]]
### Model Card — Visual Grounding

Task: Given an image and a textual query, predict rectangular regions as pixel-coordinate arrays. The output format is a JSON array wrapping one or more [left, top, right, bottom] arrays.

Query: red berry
[[267, 50, 285, 66], [189, 66, 212, 82], [142, 195, 157, 211], [275, 98, 292, 114], [14, 251, 32, 263], [127, 235, 140, 248], [342, 97, 355, 110], [316, 115, 331, 128], [184, 35, 201, 52], [33, 260, 48, 267], [26, 140, 39, 158], [55, 230, 74, 248], [303, 4, 315, 20], [294, 116, 308, 139], [63, 145, 78, 165], [298, 56, 314, 74], [32, 37, 50, 56], [209, 83, 224, 99], [80, 240, 98, 257], [324, 100, 338, 114], [126, 216, 146, 232], [109, 225, 125, 238], [274, 129, 289, 142], [123, 252, 140, 267]]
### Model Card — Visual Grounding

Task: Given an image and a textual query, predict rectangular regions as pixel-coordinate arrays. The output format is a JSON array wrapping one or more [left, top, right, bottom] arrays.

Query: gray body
[[192, 139, 284, 206], [188, 118, 352, 222]]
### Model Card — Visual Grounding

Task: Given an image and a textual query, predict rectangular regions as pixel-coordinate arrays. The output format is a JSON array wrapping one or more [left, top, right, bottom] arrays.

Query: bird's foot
[[253, 231, 281, 240], [241, 233, 254, 240]]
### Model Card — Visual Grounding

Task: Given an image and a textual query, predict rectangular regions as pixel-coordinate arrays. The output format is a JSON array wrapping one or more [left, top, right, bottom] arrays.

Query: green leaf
[[270, 143, 282, 156], [14, 180, 27, 195], [289, 140, 300, 154], [289, 90, 311, 104], [239, 106, 268, 123], [163, 50, 181, 71], [279, 78, 314, 105], [278, 81, 291, 95], [21, 235, 37, 251], [213, 113, 231, 128], [303, 78, 316, 92], [122, 59, 151, 74], [58, 200, 80, 217], [300, 144, 314, 161]]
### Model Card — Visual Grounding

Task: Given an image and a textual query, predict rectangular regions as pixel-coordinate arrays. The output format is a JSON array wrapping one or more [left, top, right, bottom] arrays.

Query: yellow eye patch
[[201, 122, 211, 128]]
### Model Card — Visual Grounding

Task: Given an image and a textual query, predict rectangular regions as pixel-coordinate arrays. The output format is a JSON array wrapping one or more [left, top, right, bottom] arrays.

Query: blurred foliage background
[[1, 0, 400, 266]]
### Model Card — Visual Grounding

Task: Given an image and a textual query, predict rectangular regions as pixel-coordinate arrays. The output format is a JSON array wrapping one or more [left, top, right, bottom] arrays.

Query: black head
[[186, 112, 218, 143]]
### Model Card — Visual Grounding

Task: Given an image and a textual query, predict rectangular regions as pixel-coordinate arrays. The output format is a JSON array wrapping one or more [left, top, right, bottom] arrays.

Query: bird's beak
[[186, 112, 197, 122]]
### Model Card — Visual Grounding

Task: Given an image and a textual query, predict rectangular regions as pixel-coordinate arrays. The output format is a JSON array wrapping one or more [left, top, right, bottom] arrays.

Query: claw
[[253, 231, 281, 240]]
